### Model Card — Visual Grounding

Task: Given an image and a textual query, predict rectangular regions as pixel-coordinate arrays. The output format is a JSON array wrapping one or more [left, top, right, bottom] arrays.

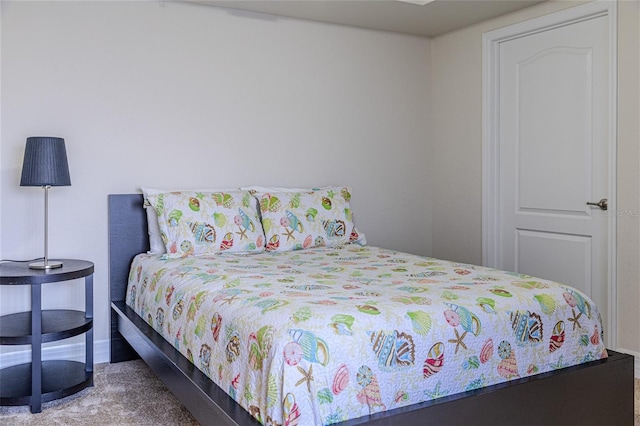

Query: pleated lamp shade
[[20, 137, 71, 187]]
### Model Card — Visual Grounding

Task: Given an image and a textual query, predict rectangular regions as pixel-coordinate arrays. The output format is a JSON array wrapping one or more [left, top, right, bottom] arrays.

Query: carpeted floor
[[0, 360, 197, 425], [1, 360, 639, 425]]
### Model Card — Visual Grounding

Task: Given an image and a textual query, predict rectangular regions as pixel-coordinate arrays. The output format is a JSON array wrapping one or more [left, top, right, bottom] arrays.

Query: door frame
[[481, 0, 618, 348]]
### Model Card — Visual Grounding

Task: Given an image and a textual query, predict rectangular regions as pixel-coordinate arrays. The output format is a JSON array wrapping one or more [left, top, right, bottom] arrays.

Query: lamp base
[[29, 260, 63, 270]]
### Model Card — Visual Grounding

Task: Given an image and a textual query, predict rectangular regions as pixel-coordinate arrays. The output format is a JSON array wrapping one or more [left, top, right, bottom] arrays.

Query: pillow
[[253, 186, 366, 252], [146, 191, 264, 258], [240, 186, 330, 224], [241, 186, 328, 193], [141, 187, 236, 254]]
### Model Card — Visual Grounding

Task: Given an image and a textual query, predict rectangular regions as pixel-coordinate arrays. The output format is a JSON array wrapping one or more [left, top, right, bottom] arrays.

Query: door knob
[[586, 198, 608, 211]]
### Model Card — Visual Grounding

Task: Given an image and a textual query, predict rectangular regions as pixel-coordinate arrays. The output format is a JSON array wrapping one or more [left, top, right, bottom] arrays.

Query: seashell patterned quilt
[[126, 245, 607, 425]]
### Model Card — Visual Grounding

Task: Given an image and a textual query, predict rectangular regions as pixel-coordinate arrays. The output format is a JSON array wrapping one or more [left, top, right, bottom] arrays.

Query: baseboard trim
[[616, 347, 640, 378], [0, 339, 110, 368]]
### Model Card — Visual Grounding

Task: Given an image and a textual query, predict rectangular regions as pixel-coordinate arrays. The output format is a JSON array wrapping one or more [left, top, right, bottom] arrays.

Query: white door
[[496, 14, 611, 332]]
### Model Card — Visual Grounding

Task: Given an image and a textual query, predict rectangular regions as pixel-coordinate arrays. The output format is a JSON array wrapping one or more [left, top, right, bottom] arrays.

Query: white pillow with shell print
[[147, 191, 265, 258], [253, 186, 366, 252], [141, 186, 237, 255]]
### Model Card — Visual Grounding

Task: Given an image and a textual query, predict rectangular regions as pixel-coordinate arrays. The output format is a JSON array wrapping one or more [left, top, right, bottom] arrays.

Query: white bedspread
[[126, 245, 607, 425]]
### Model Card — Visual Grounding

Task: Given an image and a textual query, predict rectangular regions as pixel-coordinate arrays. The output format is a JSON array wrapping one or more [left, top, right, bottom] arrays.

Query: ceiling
[[184, 0, 546, 38]]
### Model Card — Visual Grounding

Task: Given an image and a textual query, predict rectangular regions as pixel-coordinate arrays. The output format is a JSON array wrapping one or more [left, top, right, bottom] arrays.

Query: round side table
[[0, 259, 94, 413]]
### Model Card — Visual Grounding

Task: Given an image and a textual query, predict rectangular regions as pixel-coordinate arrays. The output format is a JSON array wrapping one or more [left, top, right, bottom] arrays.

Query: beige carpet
[[1, 360, 638, 425], [0, 360, 197, 425]]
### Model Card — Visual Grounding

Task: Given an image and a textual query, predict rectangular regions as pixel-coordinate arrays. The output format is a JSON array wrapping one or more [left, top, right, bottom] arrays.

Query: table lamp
[[20, 137, 71, 269]]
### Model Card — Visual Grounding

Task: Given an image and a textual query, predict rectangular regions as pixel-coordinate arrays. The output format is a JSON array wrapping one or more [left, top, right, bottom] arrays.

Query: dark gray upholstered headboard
[[108, 194, 149, 361]]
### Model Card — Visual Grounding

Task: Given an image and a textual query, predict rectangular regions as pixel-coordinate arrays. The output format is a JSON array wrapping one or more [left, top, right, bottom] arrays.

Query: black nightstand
[[0, 259, 94, 413]]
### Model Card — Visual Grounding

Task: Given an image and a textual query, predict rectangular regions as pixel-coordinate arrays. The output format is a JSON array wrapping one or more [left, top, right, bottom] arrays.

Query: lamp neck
[[28, 185, 62, 270], [43, 185, 50, 266]]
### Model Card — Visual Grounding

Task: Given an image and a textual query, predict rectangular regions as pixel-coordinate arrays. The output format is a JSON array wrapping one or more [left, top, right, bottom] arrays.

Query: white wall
[[616, 0, 640, 362], [0, 0, 431, 363], [430, 0, 640, 356]]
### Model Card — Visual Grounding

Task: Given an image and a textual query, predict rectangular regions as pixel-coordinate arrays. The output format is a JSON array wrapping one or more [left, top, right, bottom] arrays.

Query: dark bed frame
[[108, 194, 634, 426]]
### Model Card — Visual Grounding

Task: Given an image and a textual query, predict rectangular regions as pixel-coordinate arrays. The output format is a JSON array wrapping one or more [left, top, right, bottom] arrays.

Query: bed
[[108, 192, 634, 425]]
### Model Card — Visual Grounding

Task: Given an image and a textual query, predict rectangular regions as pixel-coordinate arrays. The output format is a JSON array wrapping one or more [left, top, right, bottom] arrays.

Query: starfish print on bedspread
[[220, 294, 240, 306], [283, 228, 295, 242], [236, 226, 248, 240], [448, 328, 468, 354], [295, 364, 314, 393], [424, 381, 448, 400], [568, 308, 582, 331]]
